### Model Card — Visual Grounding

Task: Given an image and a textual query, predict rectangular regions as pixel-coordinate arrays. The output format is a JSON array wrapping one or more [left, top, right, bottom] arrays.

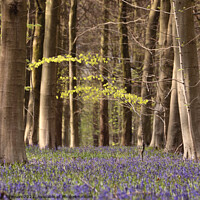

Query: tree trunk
[[165, 7, 182, 153], [24, 0, 34, 130], [165, 53, 182, 153], [24, 0, 46, 146], [55, 0, 62, 148], [132, 0, 143, 146], [24, 89, 34, 145], [119, 0, 132, 146], [0, 0, 27, 164], [55, 99, 62, 147], [58, 0, 70, 147], [150, 0, 173, 148], [99, 0, 109, 146], [93, 101, 99, 147], [173, 0, 200, 160], [0, 0, 1, 51], [39, 0, 58, 149], [62, 99, 70, 147], [111, 101, 119, 145], [69, 0, 79, 147], [137, 0, 160, 146]]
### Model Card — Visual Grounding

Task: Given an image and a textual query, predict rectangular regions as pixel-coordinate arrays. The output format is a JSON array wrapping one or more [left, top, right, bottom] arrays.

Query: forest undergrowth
[[0, 146, 200, 199]]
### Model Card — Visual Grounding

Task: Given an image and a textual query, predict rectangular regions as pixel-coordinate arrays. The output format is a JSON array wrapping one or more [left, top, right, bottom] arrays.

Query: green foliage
[[61, 75, 148, 107], [28, 53, 148, 108], [24, 86, 31, 91], [28, 53, 110, 70], [111, 141, 119, 146], [80, 102, 95, 147], [27, 23, 42, 30], [109, 101, 121, 140]]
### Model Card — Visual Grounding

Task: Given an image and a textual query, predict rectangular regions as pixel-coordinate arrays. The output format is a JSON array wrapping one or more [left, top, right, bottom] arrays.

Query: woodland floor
[[0, 146, 199, 199]]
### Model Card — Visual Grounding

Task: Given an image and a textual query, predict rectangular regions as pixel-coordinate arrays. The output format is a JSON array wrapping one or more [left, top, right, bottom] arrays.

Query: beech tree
[[93, 102, 99, 146], [24, 0, 46, 145], [0, 0, 199, 165], [0, 0, 27, 164], [119, 0, 132, 146], [172, 0, 200, 160], [165, 7, 182, 153], [24, 0, 34, 129], [39, 0, 59, 149], [69, 0, 79, 147], [99, 0, 109, 146], [150, 0, 173, 148], [137, 0, 160, 146], [58, 0, 70, 147], [165, 43, 182, 153]]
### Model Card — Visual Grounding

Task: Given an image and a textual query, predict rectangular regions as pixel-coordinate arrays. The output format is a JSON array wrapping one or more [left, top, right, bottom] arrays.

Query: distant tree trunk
[[131, 0, 144, 146], [55, 93, 62, 147], [55, 0, 62, 148], [173, 0, 200, 160], [39, 0, 58, 149], [24, 0, 34, 128], [59, 0, 70, 147], [62, 73, 70, 147], [99, 0, 109, 146], [93, 101, 99, 147], [150, 0, 173, 148], [62, 82, 70, 147], [69, 0, 79, 147], [24, 83, 34, 145], [0, 0, 27, 164], [137, 0, 160, 146], [111, 101, 119, 145], [62, 77, 70, 147], [62, 99, 70, 146], [119, 0, 132, 146], [24, 0, 46, 145]]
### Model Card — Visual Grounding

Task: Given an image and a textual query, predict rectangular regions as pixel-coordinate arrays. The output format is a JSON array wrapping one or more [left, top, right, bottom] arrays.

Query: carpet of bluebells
[[0, 146, 200, 199]]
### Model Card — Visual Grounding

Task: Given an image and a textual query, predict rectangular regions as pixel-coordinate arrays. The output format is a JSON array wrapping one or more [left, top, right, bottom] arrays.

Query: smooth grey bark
[[93, 101, 99, 147], [39, 0, 58, 149], [24, 0, 34, 130], [137, 0, 160, 146], [24, 0, 46, 145], [0, 0, 27, 164], [165, 11, 182, 153], [59, 0, 70, 147], [165, 49, 182, 153], [62, 99, 70, 146], [55, 0, 62, 148], [173, 0, 200, 160], [119, 0, 132, 146], [56, 95, 62, 147], [99, 0, 109, 146], [150, 1, 173, 148], [69, 0, 79, 147]]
